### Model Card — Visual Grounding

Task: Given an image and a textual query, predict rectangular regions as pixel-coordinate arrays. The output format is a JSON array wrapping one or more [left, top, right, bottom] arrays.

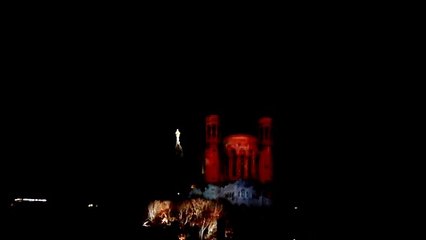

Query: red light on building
[[204, 115, 221, 183], [224, 134, 258, 181], [258, 117, 273, 183], [204, 115, 273, 184]]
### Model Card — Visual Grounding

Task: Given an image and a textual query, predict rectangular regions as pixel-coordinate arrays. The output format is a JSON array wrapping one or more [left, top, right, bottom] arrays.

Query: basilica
[[203, 114, 273, 184], [199, 114, 274, 207]]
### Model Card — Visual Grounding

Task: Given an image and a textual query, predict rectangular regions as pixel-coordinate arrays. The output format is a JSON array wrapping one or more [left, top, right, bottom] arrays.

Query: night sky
[[3, 83, 320, 211], [2, 12, 388, 239], [1, 19, 323, 219], [0, 12, 376, 240]]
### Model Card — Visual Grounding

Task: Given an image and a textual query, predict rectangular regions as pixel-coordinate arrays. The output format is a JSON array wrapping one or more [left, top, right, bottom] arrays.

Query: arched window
[[232, 149, 237, 177], [239, 150, 245, 179]]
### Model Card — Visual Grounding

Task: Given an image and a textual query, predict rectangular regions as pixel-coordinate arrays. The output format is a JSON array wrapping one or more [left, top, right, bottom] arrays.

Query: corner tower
[[258, 117, 273, 183], [204, 114, 221, 183]]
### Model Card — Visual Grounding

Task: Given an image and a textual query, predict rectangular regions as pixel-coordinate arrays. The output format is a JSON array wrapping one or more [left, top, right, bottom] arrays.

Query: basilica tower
[[258, 117, 273, 183], [204, 115, 221, 183]]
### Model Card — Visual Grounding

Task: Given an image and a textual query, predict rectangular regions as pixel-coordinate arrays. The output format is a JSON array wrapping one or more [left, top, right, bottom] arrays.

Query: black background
[[0, 13, 345, 239]]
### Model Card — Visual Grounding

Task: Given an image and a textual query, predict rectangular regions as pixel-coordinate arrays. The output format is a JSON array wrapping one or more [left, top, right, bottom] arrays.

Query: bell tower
[[258, 117, 273, 183], [204, 114, 221, 183]]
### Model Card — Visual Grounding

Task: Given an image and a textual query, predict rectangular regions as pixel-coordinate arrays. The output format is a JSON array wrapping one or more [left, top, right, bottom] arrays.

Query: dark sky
[[3, 83, 321, 209], [1, 16, 387, 239], [1, 18, 324, 208]]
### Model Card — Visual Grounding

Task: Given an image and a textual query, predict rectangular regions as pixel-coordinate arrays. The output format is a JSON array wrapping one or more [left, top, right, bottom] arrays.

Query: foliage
[[145, 198, 224, 240]]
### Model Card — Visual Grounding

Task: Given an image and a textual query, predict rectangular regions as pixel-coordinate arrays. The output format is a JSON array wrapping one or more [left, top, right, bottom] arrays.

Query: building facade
[[204, 114, 273, 184], [189, 180, 272, 207]]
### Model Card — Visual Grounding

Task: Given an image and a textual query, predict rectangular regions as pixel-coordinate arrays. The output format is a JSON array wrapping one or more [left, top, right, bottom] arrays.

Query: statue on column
[[175, 129, 183, 157]]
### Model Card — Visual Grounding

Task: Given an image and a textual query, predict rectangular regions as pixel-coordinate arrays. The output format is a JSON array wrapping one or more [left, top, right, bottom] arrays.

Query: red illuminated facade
[[204, 115, 273, 184], [204, 115, 221, 183]]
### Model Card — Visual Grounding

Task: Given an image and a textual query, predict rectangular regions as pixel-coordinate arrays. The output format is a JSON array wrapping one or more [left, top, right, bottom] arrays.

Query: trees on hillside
[[144, 198, 224, 240]]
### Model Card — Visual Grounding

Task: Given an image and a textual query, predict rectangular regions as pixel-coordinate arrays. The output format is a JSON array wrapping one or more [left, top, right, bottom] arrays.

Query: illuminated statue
[[175, 129, 181, 145], [175, 129, 183, 157]]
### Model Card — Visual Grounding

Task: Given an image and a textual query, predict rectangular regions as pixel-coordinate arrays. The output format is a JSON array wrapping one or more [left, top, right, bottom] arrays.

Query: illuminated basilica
[[196, 114, 274, 207], [203, 114, 273, 184]]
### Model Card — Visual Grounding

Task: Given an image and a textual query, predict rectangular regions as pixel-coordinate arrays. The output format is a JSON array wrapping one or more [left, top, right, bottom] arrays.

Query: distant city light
[[88, 203, 98, 208], [14, 198, 47, 202], [177, 192, 180, 196]]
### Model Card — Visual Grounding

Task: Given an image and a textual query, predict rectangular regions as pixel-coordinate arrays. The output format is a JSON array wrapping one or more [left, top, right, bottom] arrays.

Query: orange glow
[[145, 198, 224, 240]]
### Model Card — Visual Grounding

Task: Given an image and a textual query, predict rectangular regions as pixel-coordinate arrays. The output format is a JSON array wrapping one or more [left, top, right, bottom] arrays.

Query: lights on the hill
[[88, 203, 99, 208], [14, 198, 47, 202]]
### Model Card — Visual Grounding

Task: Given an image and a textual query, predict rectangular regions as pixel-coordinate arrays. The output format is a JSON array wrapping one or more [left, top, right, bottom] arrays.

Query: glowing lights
[[14, 198, 47, 202], [294, 206, 298, 210], [88, 203, 99, 208]]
